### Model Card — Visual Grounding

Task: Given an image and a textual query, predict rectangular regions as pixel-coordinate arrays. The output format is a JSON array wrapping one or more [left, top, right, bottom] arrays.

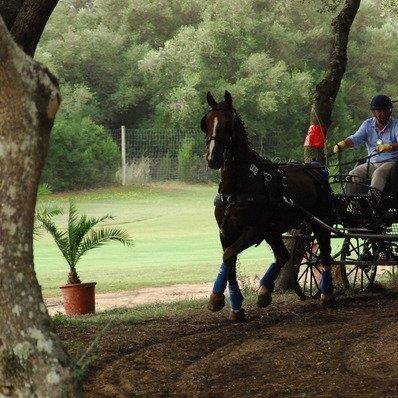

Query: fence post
[[121, 125, 126, 186]]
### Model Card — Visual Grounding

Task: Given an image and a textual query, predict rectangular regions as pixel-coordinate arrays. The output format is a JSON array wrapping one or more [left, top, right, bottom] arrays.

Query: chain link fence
[[110, 128, 277, 185]]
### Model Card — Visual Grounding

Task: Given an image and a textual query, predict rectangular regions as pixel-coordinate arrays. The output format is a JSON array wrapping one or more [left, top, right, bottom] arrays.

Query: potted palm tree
[[37, 201, 133, 316]]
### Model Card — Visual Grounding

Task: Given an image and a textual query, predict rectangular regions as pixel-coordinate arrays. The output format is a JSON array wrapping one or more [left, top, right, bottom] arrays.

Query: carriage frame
[[286, 152, 398, 298]]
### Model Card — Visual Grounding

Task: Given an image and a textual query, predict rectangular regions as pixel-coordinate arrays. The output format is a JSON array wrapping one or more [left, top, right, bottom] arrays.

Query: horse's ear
[[224, 90, 233, 107], [207, 91, 217, 108]]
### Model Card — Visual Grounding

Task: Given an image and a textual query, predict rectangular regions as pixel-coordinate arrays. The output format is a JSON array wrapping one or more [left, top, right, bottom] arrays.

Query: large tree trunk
[[304, 0, 361, 165], [276, 0, 361, 291], [0, 7, 79, 398]]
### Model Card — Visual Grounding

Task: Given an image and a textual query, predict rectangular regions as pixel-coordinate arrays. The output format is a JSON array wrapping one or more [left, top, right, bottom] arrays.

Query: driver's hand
[[333, 141, 346, 153], [377, 143, 392, 153]]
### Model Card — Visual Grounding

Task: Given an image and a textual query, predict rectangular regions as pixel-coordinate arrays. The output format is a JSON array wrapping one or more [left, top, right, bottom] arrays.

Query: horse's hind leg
[[223, 226, 258, 262], [311, 224, 334, 306], [258, 234, 290, 308]]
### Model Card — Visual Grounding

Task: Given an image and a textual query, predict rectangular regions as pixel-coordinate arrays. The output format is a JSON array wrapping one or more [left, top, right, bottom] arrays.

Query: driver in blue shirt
[[333, 95, 398, 197]]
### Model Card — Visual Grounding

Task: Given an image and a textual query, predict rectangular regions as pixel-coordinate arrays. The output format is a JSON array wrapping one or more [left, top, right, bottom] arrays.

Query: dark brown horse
[[201, 91, 334, 321]]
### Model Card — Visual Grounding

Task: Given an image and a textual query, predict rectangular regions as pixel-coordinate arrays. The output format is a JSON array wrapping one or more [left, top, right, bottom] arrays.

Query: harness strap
[[214, 193, 269, 207]]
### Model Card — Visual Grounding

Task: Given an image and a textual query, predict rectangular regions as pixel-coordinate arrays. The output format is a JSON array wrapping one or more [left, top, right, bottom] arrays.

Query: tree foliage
[[36, 0, 398, 164], [42, 111, 119, 191]]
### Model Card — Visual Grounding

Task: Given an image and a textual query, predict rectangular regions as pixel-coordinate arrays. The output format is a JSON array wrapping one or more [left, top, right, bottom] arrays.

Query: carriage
[[291, 152, 398, 299]]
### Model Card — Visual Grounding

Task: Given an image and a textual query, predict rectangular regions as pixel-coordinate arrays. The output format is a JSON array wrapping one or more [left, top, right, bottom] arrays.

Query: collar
[[373, 116, 392, 133]]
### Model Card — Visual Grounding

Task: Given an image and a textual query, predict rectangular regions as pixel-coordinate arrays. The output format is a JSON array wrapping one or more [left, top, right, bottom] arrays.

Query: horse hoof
[[320, 293, 335, 307], [207, 292, 225, 312], [230, 308, 245, 323], [257, 286, 272, 308]]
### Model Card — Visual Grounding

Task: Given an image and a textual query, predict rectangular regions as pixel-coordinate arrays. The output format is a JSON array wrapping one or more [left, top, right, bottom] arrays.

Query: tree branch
[[10, 0, 59, 56], [0, 0, 23, 31], [311, 0, 361, 130]]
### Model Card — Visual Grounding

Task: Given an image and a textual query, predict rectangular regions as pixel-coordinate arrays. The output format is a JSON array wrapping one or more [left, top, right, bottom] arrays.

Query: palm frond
[[76, 227, 133, 262], [37, 183, 52, 199], [36, 204, 63, 219], [34, 204, 63, 240], [68, 205, 115, 264], [67, 201, 82, 266], [36, 214, 72, 266]]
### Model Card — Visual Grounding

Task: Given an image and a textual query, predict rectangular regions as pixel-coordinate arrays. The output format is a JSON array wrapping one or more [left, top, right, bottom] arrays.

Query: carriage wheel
[[383, 225, 398, 284], [340, 237, 378, 293], [377, 239, 398, 285], [291, 232, 322, 299]]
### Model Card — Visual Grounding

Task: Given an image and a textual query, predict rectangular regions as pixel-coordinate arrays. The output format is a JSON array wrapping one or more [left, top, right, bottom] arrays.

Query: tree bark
[[0, 13, 80, 398], [0, 0, 59, 57], [304, 0, 361, 164], [0, 0, 24, 31], [277, 0, 361, 291], [10, 0, 59, 57]]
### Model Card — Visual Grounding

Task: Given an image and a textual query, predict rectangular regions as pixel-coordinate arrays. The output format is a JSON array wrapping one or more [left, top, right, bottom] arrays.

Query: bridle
[[201, 108, 239, 150]]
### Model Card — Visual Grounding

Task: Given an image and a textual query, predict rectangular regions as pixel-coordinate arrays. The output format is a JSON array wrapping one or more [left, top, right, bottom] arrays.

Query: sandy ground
[[45, 282, 215, 315]]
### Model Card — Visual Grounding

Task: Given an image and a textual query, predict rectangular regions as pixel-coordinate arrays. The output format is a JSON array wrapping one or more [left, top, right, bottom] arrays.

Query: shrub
[[116, 157, 152, 186], [156, 153, 173, 180], [42, 115, 119, 191], [177, 137, 199, 182]]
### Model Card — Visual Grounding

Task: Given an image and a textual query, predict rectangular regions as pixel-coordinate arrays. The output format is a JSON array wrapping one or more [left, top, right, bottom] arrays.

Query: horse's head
[[201, 90, 235, 169]]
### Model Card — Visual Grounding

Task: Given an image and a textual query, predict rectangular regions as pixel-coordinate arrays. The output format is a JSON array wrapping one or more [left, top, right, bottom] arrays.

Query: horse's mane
[[233, 108, 275, 167], [233, 110, 251, 146]]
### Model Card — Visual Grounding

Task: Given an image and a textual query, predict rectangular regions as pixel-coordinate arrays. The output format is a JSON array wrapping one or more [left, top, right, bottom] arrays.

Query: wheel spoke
[[310, 268, 320, 291], [303, 267, 309, 293], [352, 266, 359, 289], [298, 266, 309, 283], [346, 266, 357, 278], [362, 269, 372, 283], [360, 269, 364, 290]]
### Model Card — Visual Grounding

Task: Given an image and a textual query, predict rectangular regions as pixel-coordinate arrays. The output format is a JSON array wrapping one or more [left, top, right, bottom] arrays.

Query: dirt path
[[45, 282, 214, 315], [58, 288, 398, 397]]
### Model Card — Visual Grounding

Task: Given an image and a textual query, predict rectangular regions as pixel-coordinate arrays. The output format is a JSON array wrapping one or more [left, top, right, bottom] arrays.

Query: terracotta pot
[[59, 282, 96, 316]]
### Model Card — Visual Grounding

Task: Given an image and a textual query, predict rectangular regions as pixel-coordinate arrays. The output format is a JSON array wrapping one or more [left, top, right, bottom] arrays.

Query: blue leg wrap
[[320, 268, 334, 295], [228, 265, 244, 310], [228, 280, 244, 311], [260, 263, 281, 292], [212, 262, 229, 294]]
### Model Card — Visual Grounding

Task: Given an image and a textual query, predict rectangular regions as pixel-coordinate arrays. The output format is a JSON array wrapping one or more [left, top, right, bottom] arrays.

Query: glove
[[333, 140, 348, 153], [377, 143, 393, 152]]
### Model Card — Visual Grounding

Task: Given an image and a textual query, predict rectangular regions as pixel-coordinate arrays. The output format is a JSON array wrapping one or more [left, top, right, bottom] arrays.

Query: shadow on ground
[[57, 289, 398, 397]]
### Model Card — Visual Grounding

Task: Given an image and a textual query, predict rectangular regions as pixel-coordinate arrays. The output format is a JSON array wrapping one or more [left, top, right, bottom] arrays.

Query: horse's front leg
[[257, 234, 290, 308], [208, 233, 245, 321]]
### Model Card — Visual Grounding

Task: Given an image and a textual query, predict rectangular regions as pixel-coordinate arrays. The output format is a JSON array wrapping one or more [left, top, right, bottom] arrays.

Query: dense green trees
[[37, 0, 398, 188]]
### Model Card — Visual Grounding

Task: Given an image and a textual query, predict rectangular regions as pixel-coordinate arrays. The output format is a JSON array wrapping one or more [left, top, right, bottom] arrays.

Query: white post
[[121, 125, 126, 186]]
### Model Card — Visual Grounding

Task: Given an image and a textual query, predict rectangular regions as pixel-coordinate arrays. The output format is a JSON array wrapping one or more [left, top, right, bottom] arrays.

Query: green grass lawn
[[35, 182, 274, 297]]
